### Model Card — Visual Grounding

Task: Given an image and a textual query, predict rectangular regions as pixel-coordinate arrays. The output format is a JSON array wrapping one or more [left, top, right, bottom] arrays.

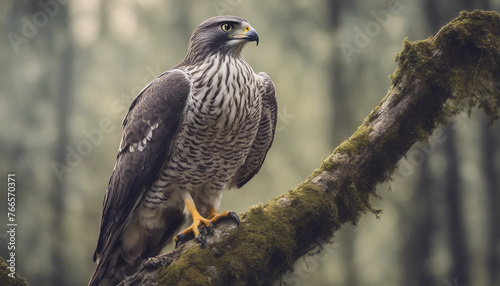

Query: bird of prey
[[89, 15, 277, 286]]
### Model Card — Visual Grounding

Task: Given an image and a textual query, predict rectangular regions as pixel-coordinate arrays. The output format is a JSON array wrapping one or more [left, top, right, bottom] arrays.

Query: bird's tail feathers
[[89, 211, 185, 286], [89, 249, 138, 286]]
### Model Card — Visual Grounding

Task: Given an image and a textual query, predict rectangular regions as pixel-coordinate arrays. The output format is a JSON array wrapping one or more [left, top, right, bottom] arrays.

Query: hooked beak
[[230, 27, 260, 46]]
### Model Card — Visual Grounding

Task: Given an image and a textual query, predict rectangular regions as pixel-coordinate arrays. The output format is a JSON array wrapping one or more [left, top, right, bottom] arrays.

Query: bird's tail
[[88, 250, 140, 286], [89, 210, 185, 286]]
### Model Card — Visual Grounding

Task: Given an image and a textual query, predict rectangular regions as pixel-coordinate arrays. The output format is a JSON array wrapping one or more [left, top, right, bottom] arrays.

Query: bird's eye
[[221, 23, 233, 32]]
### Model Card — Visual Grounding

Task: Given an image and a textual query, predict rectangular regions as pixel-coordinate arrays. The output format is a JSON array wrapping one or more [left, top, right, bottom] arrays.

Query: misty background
[[1, 0, 499, 285]]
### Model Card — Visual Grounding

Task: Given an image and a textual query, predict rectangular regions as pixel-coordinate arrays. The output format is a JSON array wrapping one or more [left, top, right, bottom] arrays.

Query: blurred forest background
[[1, 0, 499, 285]]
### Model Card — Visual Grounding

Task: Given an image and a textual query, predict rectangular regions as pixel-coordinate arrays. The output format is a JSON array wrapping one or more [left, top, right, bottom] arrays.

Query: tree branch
[[0, 258, 28, 286], [119, 11, 500, 286]]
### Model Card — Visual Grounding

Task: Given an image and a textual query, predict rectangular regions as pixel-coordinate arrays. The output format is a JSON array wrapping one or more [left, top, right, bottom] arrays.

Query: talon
[[174, 233, 190, 249], [174, 235, 182, 249], [199, 226, 209, 236], [227, 211, 240, 225], [174, 233, 184, 242], [195, 233, 207, 245]]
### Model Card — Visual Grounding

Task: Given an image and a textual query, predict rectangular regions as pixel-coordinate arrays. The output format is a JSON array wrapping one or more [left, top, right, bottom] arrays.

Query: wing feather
[[229, 72, 277, 188], [93, 70, 191, 262]]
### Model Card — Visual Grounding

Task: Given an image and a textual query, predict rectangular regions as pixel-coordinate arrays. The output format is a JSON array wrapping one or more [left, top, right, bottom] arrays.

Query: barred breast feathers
[[145, 54, 261, 204], [183, 54, 259, 131]]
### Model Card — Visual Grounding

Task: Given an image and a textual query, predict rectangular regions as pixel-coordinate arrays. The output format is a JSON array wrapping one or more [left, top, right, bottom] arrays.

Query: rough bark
[[119, 11, 500, 286]]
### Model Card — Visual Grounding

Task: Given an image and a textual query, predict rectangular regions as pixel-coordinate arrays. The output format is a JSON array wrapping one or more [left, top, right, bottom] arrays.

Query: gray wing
[[229, 72, 277, 188], [93, 70, 191, 262]]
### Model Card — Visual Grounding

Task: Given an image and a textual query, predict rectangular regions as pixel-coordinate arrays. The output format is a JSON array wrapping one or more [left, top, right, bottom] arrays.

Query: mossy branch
[[119, 11, 500, 286], [0, 258, 28, 286]]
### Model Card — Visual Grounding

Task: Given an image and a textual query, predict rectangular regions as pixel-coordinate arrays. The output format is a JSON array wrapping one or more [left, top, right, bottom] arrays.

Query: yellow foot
[[207, 209, 240, 225], [174, 216, 213, 245], [174, 202, 240, 248]]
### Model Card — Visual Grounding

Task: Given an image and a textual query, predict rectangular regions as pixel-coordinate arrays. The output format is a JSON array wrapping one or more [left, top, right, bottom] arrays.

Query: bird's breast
[[145, 56, 263, 213], [156, 56, 262, 188], [186, 55, 261, 132]]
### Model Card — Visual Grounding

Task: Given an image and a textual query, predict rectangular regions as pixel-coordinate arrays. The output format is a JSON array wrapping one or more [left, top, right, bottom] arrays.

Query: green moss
[[0, 258, 28, 286], [391, 38, 434, 87], [333, 125, 372, 157], [157, 245, 215, 285], [395, 11, 500, 128], [317, 155, 340, 174], [379, 10, 500, 144], [365, 104, 381, 123], [434, 11, 500, 123], [334, 182, 380, 225]]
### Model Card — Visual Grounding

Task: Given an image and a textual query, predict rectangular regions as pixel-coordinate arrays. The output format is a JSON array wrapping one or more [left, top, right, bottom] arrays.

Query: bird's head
[[184, 16, 259, 63]]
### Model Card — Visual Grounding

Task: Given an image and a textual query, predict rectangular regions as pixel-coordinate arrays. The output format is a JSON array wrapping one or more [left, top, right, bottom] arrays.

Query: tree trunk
[[403, 161, 436, 286], [483, 121, 500, 285], [327, 2, 359, 285], [51, 3, 74, 286], [443, 127, 469, 284], [118, 11, 500, 286]]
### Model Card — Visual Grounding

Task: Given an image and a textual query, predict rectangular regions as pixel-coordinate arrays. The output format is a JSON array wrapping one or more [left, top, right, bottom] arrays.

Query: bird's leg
[[174, 194, 213, 247], [174, 195, 241, 248]]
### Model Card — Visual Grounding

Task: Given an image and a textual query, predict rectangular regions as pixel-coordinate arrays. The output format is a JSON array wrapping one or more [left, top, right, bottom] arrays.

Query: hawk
[[89, 16, 277, 286]]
